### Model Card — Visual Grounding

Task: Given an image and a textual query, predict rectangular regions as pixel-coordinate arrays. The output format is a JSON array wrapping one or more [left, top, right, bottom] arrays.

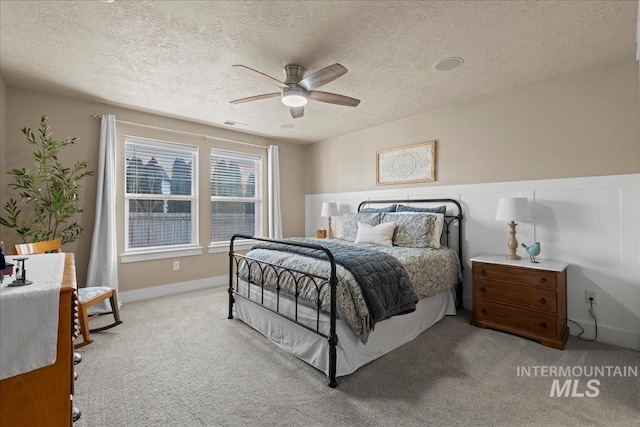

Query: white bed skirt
[[233, 282, 457, 377]]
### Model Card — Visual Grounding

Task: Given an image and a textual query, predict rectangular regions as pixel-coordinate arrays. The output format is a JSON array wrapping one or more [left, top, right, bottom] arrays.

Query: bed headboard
[[357, 198, 464, 306], [357, 198, 463, 248]]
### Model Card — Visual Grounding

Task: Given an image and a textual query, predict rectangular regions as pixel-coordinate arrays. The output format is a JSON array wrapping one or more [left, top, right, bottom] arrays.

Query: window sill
[[208, 240, 256, 254], [120, 247, 203, 263]]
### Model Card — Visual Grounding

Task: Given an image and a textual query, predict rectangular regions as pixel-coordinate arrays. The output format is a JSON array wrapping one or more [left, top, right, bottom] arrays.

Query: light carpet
[[74, 286, 639, 427]]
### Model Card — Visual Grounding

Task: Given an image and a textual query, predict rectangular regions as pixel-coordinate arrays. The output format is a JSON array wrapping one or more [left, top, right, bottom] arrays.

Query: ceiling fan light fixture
[[282, 88, 308, 107]]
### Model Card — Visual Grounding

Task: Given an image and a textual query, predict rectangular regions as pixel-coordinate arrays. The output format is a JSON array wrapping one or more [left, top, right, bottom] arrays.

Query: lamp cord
[[568, 299, 598, 342]]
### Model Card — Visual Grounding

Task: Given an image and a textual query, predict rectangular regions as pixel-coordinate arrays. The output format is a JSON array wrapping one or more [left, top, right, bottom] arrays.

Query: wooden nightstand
[[470, 255, 569, 350]]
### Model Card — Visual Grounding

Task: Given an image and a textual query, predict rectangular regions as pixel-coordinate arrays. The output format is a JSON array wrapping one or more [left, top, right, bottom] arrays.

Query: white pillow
[[354, 221, 396, 246]]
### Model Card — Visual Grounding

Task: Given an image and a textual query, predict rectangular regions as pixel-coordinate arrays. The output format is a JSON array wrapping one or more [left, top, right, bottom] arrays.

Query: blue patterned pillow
[[381, 213, 444, 248], [341, 213, 382, 241], [360, 204, 397, 213], [396, 204, 447, 214]]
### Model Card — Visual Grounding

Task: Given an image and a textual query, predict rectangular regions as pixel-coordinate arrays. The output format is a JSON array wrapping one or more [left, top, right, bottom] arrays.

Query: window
[[210, 149, 263, 246], [125, 137, 198, 254]]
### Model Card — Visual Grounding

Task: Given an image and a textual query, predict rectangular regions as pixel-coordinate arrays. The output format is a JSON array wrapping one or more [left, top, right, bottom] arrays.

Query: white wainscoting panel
[[306, 174, 640, 351]]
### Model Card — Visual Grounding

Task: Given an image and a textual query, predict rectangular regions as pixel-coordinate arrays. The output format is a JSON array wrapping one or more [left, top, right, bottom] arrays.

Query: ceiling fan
[[230, 63, 360, 119]]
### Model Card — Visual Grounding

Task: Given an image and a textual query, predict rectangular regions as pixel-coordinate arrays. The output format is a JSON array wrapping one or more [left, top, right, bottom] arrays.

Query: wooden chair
[[13, 240, 123, 349]]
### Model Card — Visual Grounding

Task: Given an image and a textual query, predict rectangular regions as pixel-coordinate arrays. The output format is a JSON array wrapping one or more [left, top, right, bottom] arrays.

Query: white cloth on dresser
[[0, 253, 65, 379]]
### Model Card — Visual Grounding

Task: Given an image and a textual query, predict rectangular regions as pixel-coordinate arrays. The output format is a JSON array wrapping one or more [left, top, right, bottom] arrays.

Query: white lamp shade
[[495, 197, 531, 222], [321, 202, 339, 217]]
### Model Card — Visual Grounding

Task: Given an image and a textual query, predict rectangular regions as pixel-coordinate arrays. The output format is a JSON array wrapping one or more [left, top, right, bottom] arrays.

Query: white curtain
[[86, 114, 119, 313], [267, 145, 283, 239]]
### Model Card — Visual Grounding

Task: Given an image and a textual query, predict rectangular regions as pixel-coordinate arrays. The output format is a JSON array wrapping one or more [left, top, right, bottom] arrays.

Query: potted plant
[[0, 115, 94, 244]]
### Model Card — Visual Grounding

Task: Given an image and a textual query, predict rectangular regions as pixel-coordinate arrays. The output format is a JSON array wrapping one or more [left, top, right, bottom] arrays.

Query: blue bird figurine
[[521, 242, 541, 263]]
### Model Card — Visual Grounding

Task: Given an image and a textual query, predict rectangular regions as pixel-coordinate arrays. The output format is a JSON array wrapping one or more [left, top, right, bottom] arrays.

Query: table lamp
[[320, 202, 339, 239], [495, 197, 531, 260]]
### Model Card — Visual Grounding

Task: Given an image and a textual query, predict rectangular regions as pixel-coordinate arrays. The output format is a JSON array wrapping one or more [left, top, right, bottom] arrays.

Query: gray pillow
[[381, 212, 444, 248], [341, 212, 382, 241], [396, 204, 447, 214], [360, 204, 397, 213]]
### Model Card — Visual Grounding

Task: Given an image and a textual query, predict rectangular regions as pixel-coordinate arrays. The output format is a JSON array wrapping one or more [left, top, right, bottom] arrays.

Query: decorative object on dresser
[[521, 241, 541, 263], [14, 239, 123, 349], [376, 141, 436, 185], [470, 255, 569, 349], [320, 202, 339, 239], [7, 257, 33, 287], [495, 197, 532, 260]]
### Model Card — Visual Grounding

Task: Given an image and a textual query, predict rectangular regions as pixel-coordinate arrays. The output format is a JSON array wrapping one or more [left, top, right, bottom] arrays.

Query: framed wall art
[[376, 140, 436, 185]]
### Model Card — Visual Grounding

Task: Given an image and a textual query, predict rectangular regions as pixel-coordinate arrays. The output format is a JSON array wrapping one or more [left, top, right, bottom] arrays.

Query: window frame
[[121, 136, 201, 263], [208, 148, 264, 253]]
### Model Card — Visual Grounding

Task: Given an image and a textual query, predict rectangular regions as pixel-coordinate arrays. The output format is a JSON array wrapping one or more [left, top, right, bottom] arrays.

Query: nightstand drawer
[[473, 262, 557, 288], [473, 300, 557, 339], [474, 278, 557, 313]]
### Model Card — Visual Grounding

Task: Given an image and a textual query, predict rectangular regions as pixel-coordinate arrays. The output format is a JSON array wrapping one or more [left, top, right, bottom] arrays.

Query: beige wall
[[0, 73, 6, 246], [305, 59, 640, 194], [2, 87, 306, 291]]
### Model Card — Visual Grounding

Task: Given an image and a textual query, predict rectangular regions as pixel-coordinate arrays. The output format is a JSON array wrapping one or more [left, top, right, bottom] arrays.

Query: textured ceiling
[[0, 1, 637, 144]]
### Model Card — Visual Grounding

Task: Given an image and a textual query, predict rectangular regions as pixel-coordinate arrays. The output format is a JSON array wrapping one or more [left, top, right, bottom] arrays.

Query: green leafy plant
[[0, 115, 94, 244]]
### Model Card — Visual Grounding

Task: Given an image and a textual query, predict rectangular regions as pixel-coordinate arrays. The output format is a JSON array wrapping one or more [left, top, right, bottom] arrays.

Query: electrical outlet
[[173, 261, 180, 271], [585, 290, 597, 305]]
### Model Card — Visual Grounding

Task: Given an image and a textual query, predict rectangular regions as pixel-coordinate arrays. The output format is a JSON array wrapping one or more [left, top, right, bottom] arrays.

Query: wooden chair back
[[14, 239, 63, 255]]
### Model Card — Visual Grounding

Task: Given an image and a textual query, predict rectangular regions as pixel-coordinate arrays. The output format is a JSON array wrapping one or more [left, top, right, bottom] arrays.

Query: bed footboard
[[228, 234, 339, 387]]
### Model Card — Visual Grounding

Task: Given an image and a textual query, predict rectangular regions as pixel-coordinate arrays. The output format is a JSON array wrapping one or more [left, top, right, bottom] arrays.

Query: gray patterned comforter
[[238, 238, 462, 344]]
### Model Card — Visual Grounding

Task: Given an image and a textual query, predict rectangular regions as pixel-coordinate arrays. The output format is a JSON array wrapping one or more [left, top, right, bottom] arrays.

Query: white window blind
[[210, 149, 263, 245], [125, 137, 198, 252]]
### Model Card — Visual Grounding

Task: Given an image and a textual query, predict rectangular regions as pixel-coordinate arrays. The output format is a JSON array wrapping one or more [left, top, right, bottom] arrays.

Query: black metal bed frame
[[358, 198, 465, 307], [228, 198, 464, 388]]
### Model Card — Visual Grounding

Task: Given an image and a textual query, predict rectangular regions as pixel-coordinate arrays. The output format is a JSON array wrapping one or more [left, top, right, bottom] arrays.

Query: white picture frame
[[376, 141, 436, 185]]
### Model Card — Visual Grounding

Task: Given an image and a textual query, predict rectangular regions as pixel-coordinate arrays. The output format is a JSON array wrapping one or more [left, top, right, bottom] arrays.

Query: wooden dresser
[[470, 255, 569, 349], [0, 253, 77, 426]]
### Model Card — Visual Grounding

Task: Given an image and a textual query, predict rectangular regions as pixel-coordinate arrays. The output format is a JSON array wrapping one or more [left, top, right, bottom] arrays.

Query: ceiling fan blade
[[290, 106, 304, 119], [298, 63, 347, 91], [233, 65, 288, 89], [230, 93, 280, 104], [308, 91, 360, 107]]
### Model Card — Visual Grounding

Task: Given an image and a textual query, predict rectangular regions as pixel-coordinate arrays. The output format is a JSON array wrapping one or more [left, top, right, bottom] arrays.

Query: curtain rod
[[91, 114, 269, 150]]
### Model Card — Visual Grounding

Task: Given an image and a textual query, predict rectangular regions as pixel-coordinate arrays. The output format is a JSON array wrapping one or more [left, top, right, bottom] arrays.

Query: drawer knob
[[540, 322, 547, 329], [480, 308, 487, 314], [73, 407, 82, 422], [539, 298, 546, 305], [480, 270, 487, 276], [540, 277, 547, 284], [480, 287, 486, 293]]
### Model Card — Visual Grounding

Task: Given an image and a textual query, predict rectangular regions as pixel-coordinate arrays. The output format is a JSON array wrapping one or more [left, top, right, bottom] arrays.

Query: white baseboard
[[119, 275, 227, 304]]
